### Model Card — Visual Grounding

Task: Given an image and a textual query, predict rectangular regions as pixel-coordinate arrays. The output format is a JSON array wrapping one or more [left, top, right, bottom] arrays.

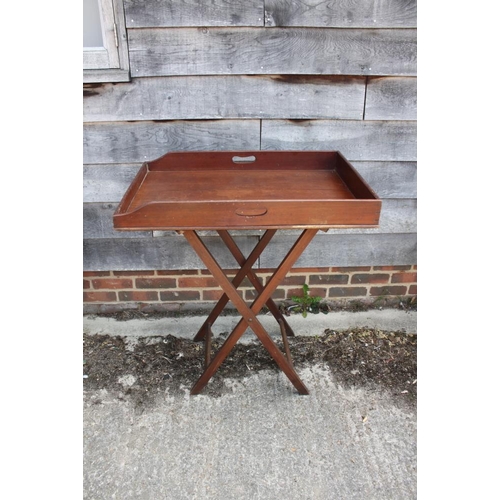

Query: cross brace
[[182, 228, 318, 395]]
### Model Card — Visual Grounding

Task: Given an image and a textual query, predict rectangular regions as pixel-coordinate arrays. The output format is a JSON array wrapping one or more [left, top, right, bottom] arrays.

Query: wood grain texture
[[85, 198, 416, 239], [83, 162, 417, 202], [83, 75, 365, 121], [365, 77, 417, 120], [351, 162, 417, 198], [261, 120, 417, 161], [83, 164, 142, 203], [264, 0, 417, 27], [83, 120, 261, 164], [260, 232, 417, 268], [83, 235, 260, 271], [84, 203, 151, 239], [128, 27, 416, 77], [124, 0, 264, 27], [328, 199, 416, 234], [84, 232, 417, 270]]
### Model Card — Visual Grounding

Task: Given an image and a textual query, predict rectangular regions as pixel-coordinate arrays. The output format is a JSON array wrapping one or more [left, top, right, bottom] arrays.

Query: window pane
[[83, 0, 104, 47]]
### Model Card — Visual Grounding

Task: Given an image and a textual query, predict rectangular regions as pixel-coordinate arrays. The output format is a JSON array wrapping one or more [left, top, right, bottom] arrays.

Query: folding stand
[[182, 228, 318, 395]]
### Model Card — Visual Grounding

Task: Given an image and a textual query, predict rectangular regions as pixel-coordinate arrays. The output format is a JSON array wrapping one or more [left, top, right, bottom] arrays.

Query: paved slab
[[84, 365, 416, 499], [83, 309, 416, 345]]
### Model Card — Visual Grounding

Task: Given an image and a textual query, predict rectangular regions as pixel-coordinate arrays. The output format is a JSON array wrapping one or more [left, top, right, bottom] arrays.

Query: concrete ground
[[83, 310, 417, 499]]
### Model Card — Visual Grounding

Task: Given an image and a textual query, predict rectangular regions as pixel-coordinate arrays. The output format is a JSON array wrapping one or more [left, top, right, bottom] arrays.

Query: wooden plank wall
[[83, 0, 417, 271]]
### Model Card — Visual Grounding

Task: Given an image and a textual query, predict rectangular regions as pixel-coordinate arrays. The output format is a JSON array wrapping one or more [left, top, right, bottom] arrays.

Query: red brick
[[286, 287, 325, 299], [330, 266, 371, 272], [201, 290, 223, 301], [309, 274, 349, 285], [157, 270, 199, 276], [92, 278, 133, 290], [286, 287, 308, 299], [391, 272, 417, 284], [201, 289, 243, 301], [136, 278, 176, 289], [351, 274, 389, 284], [370, 286, 407, 297], [201, 269, 238, 275], [328, 287, 367, 298], [374, 265, 412, 271], [83, 280, 91, 289], [160, 290, 200, 301], [84, 291, 117, 302], [113, 270, 155, 276], [178, 277, 219, 288], [413, 265, 417, 270], [304, 287, 327, 298], [265, 275, 306, 286], [118, 291, 159, 301], [83, 271, 110, 277], [245, 289, 285, 301], [409, 285, 417, 294]]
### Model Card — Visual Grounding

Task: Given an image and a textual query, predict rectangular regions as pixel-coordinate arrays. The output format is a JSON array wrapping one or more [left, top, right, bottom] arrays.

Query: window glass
[[83, 0, 104, 47]]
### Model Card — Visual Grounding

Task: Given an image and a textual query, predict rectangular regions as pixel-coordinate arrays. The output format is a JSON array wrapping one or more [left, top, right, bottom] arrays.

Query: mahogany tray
[[113, 151, 381, 231]]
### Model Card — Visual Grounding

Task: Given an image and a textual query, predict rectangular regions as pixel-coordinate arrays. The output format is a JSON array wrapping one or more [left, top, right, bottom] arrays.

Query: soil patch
[[83, 328, 416, 410]]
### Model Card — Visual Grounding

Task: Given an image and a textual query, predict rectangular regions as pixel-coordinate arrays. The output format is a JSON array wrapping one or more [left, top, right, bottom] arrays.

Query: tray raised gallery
[[113, 151, 381, 231]]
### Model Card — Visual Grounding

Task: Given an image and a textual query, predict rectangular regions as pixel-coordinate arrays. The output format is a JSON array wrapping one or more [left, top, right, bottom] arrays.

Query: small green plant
[[291, 284, 322, 318]]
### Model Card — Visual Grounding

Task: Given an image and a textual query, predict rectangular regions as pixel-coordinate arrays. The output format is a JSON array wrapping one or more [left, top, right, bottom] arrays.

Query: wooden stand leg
[[218, 230, 296, 337], [278, 319, 293, 366], [183, 229, 318, 395], [204, 323, 213, 369], [193, 229, 276, 342]]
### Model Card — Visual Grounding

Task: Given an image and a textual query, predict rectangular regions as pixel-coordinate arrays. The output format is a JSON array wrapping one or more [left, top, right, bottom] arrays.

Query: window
[[83, 0, 130, 82]]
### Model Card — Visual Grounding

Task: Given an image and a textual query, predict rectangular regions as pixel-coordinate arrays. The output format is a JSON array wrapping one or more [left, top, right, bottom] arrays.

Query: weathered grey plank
[[83, 68, 130, 84], [128, 28, 416, 77], [84, 232, 417, 270], [84, 203, 151, 239], [328, 199, 416, 234], [260, 232, 417, 268], [84, 235, 260, 271], [124, 0, 264, 27], [264, 0, 417, 28], [83, 120, 261, 164], [351, 162, 417, 198], [365, 77, 417, 120], [261, 120, 417, 161], [83, 164, 142, 203], [83, 75, 365, 122]]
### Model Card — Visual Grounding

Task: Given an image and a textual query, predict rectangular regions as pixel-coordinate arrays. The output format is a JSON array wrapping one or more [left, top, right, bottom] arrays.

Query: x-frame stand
[[181, 228, 319, 395]]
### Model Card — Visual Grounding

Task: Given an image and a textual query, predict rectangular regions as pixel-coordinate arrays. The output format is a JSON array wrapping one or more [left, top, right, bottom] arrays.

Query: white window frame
[[83, 0, 130, 83]]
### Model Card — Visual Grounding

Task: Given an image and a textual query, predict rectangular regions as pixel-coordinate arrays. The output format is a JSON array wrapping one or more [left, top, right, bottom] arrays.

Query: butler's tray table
[[114, 151, 381, 395]]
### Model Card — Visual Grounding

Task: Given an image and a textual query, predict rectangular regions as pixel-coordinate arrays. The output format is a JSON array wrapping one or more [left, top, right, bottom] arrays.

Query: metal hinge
[[113, 23, 119, 47]]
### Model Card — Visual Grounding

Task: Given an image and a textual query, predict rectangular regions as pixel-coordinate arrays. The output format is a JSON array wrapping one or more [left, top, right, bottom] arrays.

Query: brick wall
[[83, 265, 417, 314]]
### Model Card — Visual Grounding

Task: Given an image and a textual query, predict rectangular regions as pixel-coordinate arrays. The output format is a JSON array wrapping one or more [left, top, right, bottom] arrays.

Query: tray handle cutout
[[232, 155, 256, 163], [236, 207, 268, 217]]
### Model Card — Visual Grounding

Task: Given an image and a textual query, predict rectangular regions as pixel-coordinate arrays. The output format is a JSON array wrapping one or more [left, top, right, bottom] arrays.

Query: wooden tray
[[113, 151, 381, 230]]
